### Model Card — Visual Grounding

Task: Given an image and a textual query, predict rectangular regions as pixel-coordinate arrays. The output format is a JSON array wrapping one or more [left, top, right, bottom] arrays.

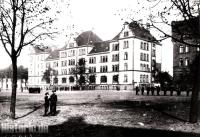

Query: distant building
[[172, 17, 199, 88], [0, 78, 26, 91], [28, 21, 162, 90]]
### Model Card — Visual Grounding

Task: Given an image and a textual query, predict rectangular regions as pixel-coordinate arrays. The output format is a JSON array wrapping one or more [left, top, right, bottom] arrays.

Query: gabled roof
[[112, 21, 159, 44], [89, 41, 110, 54], [46, 49, 60, 60], [75, 31, 102, 46]]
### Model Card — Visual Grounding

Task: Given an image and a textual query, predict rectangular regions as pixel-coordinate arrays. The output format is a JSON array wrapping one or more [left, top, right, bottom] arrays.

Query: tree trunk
[[189, 54, 200, 123], [10, 57, 17, 119]]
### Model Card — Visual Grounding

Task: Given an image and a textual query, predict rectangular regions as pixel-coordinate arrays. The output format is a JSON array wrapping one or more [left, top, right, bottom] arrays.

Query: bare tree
[[0, 0, 68, 119]]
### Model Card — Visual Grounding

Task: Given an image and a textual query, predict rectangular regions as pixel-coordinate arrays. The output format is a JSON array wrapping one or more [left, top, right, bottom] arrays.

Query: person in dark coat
[[146, 86, 150, 95], [50, 90, 57, 115], [151, 86, 155, 95], [156, 86, 160, 96], [136, 86, 139, 95], [141, 87, 144, 95], [44, 92, 49, 116]]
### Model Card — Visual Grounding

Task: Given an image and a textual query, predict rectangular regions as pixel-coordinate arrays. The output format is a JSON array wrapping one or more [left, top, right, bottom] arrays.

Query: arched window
[[62, 78, 66, 83], [100, 76, 107, 83], [89, 75, 96, 83], [69, 76, 74, 83], [113, 75, 119, 83]]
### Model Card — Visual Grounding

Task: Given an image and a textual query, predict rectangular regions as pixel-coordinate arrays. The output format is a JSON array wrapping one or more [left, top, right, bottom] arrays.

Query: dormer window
[[124, 31, 129, 37], [69, 43, 74, 48]]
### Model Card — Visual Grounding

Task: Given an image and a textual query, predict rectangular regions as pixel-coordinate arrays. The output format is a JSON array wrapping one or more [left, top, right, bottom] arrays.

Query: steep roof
[[46, 49, 60, 60], [112, 21, 159, 44], [75, 31, 102, 46], [172, 16, 199, 40], [89, 41, 110, 54]]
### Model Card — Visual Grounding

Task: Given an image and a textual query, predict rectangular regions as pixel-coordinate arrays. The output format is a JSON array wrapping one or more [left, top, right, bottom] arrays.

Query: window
[[89, 67, 96, 73], [61, 60, 67, 67], [123, 41, 129, 48], [100, 56, 108, 63], [185, 58, 189, 66], [101, 76, 107, 83], [124, 52, 128, 60], [179, 46, 184, 53], [79, 48, 86, 56], [53, 78, 58, 84], [69, 43, 74, 48], [185, 46, 189, 53], [112, 43, 119, 51], [179, 58, 184, 66], [89, 57, 96, 64], [140, 53, 149, 62], [124, 31, 129, 37], [68, 59, 75, 66], [100, 66, 108, 72], [68, 50, 75, 57], [140, 42, 144, 49], [69, 76, 74, 83], [61, 69, 67, 75], [141, 42, 149, 50], [89, 75, 96, 83], [62, 78, 66, 83], [124, 74, 128, 82], [124, 63, 128, 70], [112, 54, 119, 61], [61, 51, 67, 58], [112, 64, 119, 72], [152, 49, 156, 57], [113, 75, 119, 83]]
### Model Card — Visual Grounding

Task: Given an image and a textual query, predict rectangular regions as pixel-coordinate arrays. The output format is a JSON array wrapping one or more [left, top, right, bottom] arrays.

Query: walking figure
[[156, 86, 160, 96], [141, 87, 144, 95], [146, 86, 150, 95], [136, 86, 139, 95], [50, 89, 57, 115], [44, 92, 49, 116], [151, 86, 155, 95]]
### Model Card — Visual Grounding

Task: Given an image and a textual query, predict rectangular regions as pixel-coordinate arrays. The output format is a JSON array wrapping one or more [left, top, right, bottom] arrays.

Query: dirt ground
[[0, 90, 200, 137]]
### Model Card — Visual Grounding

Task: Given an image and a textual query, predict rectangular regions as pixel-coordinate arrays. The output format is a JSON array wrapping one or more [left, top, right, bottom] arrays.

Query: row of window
[[140, 42, 149, 51], [140, 75, 149, 83], [140, 63, 150, 71], [179, 58, 190, 67], [179, 46, 189, 53], [140, 53, 149, 62]]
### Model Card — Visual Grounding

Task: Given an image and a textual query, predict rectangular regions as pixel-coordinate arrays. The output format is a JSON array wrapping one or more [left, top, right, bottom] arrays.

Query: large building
[[172, 17, 199, 88], [28, 22, 162, 90]]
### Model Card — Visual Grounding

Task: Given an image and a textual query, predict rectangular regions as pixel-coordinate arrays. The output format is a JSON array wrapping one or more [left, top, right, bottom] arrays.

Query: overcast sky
[[0, 0, 173, 75]]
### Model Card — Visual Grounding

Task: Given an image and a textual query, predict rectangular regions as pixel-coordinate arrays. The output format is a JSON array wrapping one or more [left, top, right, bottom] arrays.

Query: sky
[[0, 0, 173, 75]]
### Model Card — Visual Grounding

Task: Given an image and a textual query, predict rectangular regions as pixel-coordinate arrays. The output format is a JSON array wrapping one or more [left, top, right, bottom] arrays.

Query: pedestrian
[[156, 86, 160, 96], [50, 89, 57, 115], [151, 86, 155, 95], [141, 87, 144, 95], [44, 92, 49, 116], [146, 86, 150, 95], [136, 86, 139, 95]]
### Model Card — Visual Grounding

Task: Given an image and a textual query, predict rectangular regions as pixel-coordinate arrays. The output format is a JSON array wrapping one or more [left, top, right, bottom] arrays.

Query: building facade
[[28, 22, 162, 90], [172, 17, 199, 88]]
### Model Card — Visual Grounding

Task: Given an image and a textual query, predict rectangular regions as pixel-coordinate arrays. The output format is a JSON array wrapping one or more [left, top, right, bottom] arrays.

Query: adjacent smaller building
[[172, 17, 200, 88]]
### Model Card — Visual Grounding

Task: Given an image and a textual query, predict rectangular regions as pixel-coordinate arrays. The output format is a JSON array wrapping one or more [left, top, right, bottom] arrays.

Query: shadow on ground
[[15, 104, 43, 119], [102, 100, 192, 122], [48, 116, 200, 137]]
